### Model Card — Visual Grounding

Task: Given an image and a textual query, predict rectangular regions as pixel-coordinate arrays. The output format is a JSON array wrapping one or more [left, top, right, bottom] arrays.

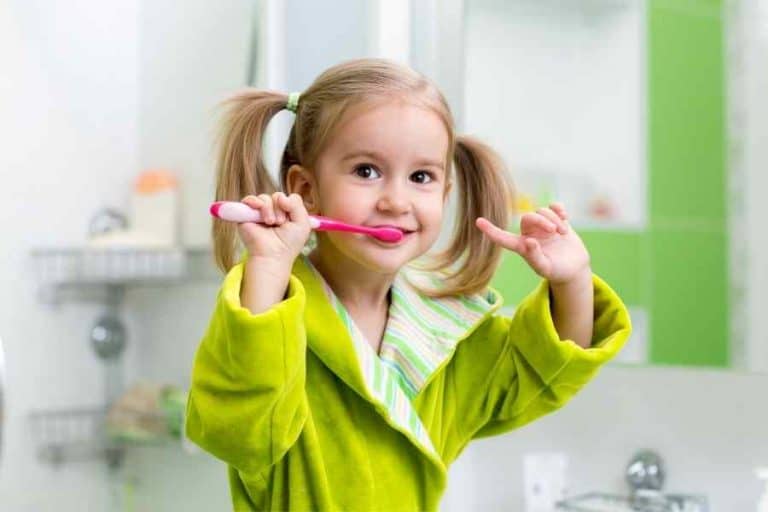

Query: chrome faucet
[[626, 450, 665, 492], [625, 450, 708, 512], [556, 450, 708, 511]]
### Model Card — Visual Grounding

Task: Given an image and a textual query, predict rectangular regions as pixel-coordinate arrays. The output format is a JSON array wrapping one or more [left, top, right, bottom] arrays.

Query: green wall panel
[[648, 0, 728, 366], [650, 229, 729, 366], [491, 231, 647, 307], [648, 1, 727, 224], [490, 0, 729, 369]]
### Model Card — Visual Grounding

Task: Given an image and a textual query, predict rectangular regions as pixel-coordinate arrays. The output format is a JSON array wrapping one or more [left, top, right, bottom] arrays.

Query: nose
[[376, 181, 412, 215]]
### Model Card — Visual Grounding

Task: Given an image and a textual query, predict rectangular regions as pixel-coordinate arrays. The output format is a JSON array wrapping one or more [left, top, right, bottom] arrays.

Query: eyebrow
[[341, 150, 445, 169]]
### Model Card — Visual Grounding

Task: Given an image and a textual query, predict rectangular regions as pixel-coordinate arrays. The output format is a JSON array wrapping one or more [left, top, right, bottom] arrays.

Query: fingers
[[519, 204, 570, 236], [241, 194, 274, 224], [278, 193, 310, 225], [477, 217, 553, 275], [520, 212, 557, 235], [549, 202, 568, 221], [523, 238, 552, 275], [241, 192, 297, 226], [537, 207, 568, 235], [268, 192, 286, 224], [475, 217, 525, 253]]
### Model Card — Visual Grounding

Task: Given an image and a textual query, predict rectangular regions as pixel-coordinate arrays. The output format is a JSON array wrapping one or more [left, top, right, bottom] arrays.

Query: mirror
[[414, 0, 767, 373], [461, 0, 650, 367]]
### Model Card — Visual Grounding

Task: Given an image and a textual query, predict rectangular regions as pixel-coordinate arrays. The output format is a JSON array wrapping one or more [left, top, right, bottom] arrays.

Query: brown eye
[[354, 164, 381, 179], [411, 170, 434, 184]]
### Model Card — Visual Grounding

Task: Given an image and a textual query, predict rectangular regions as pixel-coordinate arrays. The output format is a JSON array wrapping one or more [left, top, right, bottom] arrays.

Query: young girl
[[187, 58, 631, 512]]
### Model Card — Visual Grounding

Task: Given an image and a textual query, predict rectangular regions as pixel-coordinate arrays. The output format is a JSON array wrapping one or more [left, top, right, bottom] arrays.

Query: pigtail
[[423, 135, 515, 298], [211, 90, 289, 273]]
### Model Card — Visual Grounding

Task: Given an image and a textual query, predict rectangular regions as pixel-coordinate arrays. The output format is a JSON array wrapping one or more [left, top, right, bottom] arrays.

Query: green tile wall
[[491, 0, 729, 368], [492, 231, 648, 307], [647, 0, 729, 366]]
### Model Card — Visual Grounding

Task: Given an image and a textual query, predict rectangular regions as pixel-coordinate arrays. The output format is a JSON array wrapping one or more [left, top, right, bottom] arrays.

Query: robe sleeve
[[462, 274, 631, 439], [185, 260, 309, 476]]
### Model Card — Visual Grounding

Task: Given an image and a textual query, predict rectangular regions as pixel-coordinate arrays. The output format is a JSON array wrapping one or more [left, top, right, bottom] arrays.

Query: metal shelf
[[32, 247, 185, 284], [31, 247, 221, 304], [27, 243, 210, 471], [556, 491, 709, 512], [28, 406, 181, 469]]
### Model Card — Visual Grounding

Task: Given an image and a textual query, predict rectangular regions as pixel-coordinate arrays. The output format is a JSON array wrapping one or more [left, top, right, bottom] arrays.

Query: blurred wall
[[0, 0, 139, 509], [443, 365, 768, 511]]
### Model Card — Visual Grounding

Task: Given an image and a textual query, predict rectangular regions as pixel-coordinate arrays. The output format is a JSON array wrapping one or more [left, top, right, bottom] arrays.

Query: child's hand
[[476, 203, 591, 286], [237, 192, 312, 264]]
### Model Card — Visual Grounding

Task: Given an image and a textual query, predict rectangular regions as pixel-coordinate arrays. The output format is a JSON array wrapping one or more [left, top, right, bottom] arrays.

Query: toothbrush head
[[370, 227, 405, 243]]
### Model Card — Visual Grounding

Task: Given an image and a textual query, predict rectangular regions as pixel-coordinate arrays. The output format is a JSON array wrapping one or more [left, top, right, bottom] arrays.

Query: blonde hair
[[212, 58, 515, 298]]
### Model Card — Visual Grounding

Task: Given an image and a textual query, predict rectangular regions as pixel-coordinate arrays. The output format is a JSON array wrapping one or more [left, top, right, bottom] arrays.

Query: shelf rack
[[28, 406, 179, 469], [31, 247, 220, 305], [556, 491, 709, 512], [28, 246, 220, 468]]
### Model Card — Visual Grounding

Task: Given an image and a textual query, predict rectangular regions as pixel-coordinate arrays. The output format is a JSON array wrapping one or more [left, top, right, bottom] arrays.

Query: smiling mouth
[[372, 225, 416, 234], [370, 229, 415, 245]]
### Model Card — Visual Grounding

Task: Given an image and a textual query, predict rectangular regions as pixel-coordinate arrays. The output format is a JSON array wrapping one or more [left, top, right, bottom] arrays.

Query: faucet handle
[[626, 450, 665, 493]]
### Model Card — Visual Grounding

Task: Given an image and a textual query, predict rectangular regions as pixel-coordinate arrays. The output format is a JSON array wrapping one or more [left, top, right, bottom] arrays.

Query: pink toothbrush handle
[[209, 201, 403, 242], [210, 201, 321, 228]]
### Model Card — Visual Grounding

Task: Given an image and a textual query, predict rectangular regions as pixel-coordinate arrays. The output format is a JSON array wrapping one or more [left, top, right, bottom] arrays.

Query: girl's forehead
[[327, 98, 450, 161], [336, 96, 441, 130]]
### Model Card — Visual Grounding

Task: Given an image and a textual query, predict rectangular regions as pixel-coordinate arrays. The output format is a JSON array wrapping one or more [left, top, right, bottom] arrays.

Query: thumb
[[522, 238, 552, 276]]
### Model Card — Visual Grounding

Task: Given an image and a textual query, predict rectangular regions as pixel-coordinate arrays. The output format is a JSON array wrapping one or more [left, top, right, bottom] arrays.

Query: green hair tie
[[286, 92, 301, 113]]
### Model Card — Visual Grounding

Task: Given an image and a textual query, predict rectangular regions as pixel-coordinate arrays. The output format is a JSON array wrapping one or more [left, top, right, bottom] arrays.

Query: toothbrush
[[209, 201, 404, 243]]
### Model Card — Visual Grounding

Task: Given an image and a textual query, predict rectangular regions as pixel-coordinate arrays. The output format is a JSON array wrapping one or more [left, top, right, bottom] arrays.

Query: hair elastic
[[286, 92, 301, 113]]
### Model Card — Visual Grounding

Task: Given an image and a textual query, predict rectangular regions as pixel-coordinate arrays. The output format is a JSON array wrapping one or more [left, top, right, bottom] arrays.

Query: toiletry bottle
[[87, 169, 179, 248], [132, 169, 178, 247]]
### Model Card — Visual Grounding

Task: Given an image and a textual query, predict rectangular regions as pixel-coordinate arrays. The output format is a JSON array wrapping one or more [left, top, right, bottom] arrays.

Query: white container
[[130, 170, 178, 247], [89, 170, 179, 248]]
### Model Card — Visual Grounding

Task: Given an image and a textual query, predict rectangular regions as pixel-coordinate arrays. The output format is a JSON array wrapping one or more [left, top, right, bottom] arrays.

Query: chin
[[344, 235, 428, 274], [321, 228, 438, 272], [346, 248, 408, 274]]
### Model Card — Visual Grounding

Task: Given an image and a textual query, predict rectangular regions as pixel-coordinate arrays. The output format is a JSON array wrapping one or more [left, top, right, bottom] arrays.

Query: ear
[[286, 164, 320, 213]]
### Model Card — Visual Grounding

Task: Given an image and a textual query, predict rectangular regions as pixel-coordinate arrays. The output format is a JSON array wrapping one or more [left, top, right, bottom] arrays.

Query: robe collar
[[292, 254, 502, 463]]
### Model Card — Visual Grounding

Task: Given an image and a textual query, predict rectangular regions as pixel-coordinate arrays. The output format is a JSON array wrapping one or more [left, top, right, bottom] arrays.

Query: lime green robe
[[186, 254, 631, 511]]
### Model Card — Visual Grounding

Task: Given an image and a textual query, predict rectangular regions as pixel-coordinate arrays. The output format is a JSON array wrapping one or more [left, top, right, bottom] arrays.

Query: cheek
[[318, 185, 371, 222], [425, 195, 447, 221], [419, 200, 446, 235]]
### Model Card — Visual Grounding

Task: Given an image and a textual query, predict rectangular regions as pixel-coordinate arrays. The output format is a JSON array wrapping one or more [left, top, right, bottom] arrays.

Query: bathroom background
[[1, 0, 767, 510]]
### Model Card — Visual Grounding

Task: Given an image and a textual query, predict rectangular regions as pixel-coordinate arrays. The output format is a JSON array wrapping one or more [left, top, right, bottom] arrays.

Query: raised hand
[[476, 203, 591, 286], [237, 192, 313, 263]]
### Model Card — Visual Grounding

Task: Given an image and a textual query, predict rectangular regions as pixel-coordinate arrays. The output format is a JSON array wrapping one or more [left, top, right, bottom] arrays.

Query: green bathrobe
[[186, 254, 631, 511]]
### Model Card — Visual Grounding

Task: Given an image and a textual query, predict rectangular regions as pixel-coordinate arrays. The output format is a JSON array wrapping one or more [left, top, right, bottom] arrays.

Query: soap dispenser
[[758, 467, 768, 512]]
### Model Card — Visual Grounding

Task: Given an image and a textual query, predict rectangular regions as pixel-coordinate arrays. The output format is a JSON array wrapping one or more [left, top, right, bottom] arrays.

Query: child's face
[[306, 97, 451, 275]]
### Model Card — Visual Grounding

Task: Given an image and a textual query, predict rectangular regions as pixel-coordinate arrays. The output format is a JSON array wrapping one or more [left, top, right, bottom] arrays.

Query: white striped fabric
[[301, 254, 501, 458], [380, 271, 499, 400]]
